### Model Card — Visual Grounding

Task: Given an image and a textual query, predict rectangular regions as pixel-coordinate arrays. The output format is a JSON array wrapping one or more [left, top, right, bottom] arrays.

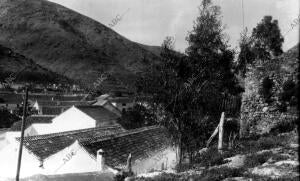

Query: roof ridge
[[17, 125, 123, 141], [82, 125, 161, 144]]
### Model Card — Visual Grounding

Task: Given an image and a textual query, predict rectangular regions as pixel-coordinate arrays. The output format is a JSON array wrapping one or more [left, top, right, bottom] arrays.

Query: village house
[[0, 125, 176, 178], [96, 94, 135, 112], [0, 115, 55, 150], [25, 105, 121, 136], [93, 95, 121, 116], [0, 125, 125, 178]]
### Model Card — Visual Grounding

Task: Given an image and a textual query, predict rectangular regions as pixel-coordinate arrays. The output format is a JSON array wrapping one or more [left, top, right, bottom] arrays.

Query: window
[[122, 103, 126, 106]]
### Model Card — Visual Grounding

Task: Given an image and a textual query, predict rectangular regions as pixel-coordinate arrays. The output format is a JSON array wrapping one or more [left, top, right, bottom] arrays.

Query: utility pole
[[16, 87, 29, 181]]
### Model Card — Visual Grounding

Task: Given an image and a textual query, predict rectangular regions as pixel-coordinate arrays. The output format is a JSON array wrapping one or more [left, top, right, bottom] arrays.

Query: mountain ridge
[[0, 0, 161, 89]]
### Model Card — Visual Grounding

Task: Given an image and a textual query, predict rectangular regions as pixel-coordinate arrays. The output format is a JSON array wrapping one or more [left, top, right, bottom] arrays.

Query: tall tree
[[252, 16, 284, 60], [136, 0, 242, 169], [186, 0, 241, 95]]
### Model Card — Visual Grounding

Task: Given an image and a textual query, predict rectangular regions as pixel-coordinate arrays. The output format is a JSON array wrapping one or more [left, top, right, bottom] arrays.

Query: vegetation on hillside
[[0, 44, 72, 85]]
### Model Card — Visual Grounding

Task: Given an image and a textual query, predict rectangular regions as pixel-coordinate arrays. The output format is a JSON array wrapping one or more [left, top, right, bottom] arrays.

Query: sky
[[48, 0, 299, 53]]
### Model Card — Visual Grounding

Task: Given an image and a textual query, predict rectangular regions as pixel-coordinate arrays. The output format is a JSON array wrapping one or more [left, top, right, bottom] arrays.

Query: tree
[[117, 104, 156, 129], [251, 16, 284, 60], [0, 108, 19, 128], [236, 28, 256, 77], [136, 0, 242, 169], [186, 0, 241, 95]]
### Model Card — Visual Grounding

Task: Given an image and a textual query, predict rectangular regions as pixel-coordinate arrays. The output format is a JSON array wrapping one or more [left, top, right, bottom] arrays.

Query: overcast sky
[[49, 0, 299, 53]]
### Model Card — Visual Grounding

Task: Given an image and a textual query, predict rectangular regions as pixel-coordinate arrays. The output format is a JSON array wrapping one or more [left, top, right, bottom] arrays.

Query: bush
[[256, 136, 283, 150], [200, 167, 245, 181], [0, 108, 19, 128], [117, 104, 156, 129], [259, 76, 274, 103], [194, 148, 232, 167], [279, 80, 298, 107], [136, 173, 181, 181], [270, 117, 298, 134]]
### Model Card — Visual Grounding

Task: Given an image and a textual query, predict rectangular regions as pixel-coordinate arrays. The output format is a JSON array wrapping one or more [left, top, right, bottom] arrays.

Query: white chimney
[[96, 149, 106, 172]]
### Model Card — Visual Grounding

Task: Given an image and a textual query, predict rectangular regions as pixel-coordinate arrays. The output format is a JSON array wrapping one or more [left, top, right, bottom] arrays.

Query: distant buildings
[[25, 105, 120, 136], [95, 94, 135, 112]]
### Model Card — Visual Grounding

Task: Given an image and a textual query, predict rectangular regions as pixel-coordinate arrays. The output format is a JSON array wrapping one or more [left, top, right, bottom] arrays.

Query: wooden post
[[16, 87, 29, 181], [218, 112, 225, 153], [206, 123, 219, 147], [126, 153, 132, 173]]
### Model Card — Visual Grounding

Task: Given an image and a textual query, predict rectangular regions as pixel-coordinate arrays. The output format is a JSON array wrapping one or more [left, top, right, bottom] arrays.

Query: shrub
[[244, 151, 273, 168], [259, 76, 274, 103], [194, 148, 232, 167], [135, 173, 181, 181], [256, 136, 283, 150], [200, 167, 245, 181], [279, 80, 298, 107], [270, 117, 298, 134]]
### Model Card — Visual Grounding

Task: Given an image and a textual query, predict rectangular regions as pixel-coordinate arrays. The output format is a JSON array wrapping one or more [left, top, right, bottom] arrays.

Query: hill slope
[[0, 44, 70, 84], [0, 0, 161, 89]]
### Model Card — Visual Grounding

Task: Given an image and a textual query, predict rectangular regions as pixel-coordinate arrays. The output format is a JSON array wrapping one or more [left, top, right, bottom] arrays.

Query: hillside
[[0, 0, 161, 89], [0, 44, 70, 84]]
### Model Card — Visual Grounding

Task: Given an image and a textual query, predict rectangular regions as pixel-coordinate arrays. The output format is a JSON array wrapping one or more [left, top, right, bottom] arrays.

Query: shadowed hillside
[[0, 44, 70, 84], [0, 0, 161, 89]]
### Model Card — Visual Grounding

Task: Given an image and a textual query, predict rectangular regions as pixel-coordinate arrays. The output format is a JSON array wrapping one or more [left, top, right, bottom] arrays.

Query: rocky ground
[[134, 129, 299, 181]]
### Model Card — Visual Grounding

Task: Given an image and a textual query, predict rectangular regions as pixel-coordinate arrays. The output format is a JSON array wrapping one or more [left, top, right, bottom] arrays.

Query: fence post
[[218, 112, 225, 153]]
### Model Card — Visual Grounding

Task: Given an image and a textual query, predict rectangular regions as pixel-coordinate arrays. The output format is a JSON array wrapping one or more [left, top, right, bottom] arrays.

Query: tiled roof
[[37, 101, 91, 107], [10, 115, 55, 131], [28, 94, 85, 101], [17, 125, 125, 160], [81, 126, 171, 169], [75, 106, 120, 124], [41, 106, 69, 115]]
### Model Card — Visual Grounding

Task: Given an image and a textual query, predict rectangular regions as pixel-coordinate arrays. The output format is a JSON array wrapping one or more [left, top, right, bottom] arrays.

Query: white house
[[0, 126, 176, 179], [0, 125, 125, 178], [25, 105, 120, 136]]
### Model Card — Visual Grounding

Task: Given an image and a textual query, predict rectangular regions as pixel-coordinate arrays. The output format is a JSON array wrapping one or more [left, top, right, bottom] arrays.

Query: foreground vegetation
[[134, 127, 298, 181]]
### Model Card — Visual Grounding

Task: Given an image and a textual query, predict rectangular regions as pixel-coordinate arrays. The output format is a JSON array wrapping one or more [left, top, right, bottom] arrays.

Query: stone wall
[[240, 45, 298, 137]]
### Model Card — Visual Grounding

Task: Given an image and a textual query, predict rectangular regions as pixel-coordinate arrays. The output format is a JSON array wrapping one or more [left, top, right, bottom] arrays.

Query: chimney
[[96, 149, 106, 172]]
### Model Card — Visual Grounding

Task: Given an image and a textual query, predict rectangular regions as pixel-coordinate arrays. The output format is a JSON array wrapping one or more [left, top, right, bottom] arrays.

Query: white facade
[[0, 131, 21, 150], [0, 139, 41, 178], [0, 139, 176, 179], [25, 106, 97, 136]]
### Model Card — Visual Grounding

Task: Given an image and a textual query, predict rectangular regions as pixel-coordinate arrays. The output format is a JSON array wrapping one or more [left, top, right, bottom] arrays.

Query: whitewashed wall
[[41, 141, 97, 175], [0, 140, 42, 178], [25, 107, 96, 136]]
